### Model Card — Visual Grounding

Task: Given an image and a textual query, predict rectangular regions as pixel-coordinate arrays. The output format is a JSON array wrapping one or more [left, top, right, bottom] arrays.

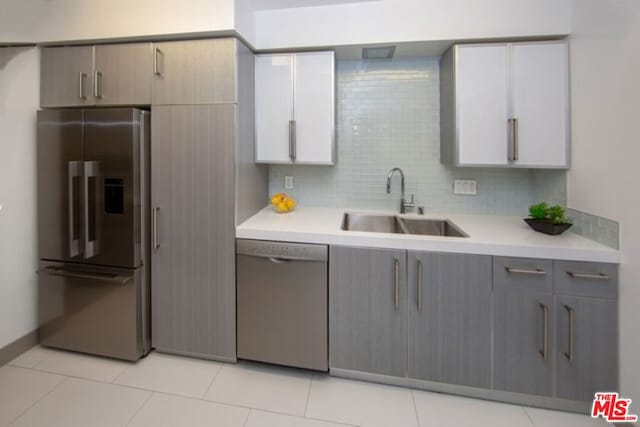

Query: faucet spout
[[386, 167, 405, 194], [386, 167, 414, 214]]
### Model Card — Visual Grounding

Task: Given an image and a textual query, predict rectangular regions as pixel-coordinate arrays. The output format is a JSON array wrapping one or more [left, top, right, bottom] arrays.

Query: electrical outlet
[[454, 179, 477, 195], [285, 175, 294, 189]]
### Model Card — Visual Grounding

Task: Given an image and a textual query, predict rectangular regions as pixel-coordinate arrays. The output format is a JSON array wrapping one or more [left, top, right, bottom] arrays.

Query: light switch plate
[[285, 175, 294, 189], [454, 179, 477, 195]]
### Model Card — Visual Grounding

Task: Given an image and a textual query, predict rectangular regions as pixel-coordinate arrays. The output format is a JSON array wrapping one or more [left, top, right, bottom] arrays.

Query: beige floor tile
[[246, 410, 355, 427], [8, 346, 57, 369], [32, 348, 130, 383], [306, 376, 418, 427], [204, 362, 312, 416], [114, 352, 222, 398], [0, 366, 64, 427], [10, 377, 150, 427], [128, 392, 249, 427], [413, 390, 533, 427], [525, 406, 610, 427]]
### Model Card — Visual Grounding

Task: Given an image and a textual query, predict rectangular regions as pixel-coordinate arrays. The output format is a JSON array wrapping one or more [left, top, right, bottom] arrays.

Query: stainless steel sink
[[401, 218, 468, 237], [341, 213, 468, 238], [341, 213, 406, 234]]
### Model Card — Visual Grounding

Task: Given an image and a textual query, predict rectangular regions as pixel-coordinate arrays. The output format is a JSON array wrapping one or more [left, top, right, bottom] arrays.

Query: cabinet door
[[493, 257, 554, 396], [408, 252, 492, 388], [555, 296, 618, 402], [94, 43, 152, 106], [512, 41, 569, 168], [255, 54, 294, 163], [329, 246, 406, 377], [152, 39, 236, 105], [455, 44, 509, 166], [294, 52, 335, 164], [41, 46, 94, 107], [151, 105, 236, 360]]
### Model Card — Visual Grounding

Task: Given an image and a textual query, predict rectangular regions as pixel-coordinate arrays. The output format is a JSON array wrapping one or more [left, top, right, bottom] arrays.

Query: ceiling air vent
[[362, 45, 396, 60]]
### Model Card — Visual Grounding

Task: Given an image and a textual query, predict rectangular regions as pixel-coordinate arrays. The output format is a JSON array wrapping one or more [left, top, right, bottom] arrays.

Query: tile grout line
[[124, 391, 154, 427], [410, 390, 422, 427], [243, 408, 252, 427], [522, 406, 536, 427], [304, 372, 314, 417], [200, 363, 225, 399], [6, 374, 70, 427]]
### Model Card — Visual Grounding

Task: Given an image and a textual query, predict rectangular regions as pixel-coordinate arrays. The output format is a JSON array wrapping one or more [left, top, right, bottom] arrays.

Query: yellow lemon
[[270, 194, 281, 205], [275, 202, 289, 213], [285, 198, 296, 210]]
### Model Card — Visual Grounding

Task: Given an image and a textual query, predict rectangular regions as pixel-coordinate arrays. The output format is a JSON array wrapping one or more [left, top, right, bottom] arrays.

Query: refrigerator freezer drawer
[[38, 261, 150, 361]]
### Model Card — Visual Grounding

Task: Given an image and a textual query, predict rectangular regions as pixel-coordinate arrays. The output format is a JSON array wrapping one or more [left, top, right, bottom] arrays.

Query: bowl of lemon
[[270, 193, 297, 213]]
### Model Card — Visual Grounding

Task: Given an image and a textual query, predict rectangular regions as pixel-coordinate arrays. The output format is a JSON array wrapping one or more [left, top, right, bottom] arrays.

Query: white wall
[[568, 0, 640, 405], [0, 47, 40, 348], [254, 0, 572, 49], [0, 0, 235, 43]]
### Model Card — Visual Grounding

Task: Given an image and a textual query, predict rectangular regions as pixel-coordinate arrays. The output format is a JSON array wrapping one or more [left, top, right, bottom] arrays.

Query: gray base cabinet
[[493, 257, 554, 396], [408, 252, 492, 388], [554, 261, 618, 402], [329, 246, 406, 377]]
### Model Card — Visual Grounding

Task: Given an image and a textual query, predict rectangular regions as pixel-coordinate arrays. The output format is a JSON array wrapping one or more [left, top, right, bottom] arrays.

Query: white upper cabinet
[[255, 51, 335, 165], [441, 40, 569, 168]]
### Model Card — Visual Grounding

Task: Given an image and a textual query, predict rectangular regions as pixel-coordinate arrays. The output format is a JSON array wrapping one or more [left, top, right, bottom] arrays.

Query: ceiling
[[249, 0, 380, 11]]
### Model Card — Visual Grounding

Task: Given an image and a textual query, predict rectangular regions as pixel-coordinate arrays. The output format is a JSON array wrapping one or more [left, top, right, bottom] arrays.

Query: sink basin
[[341, 213, 406, 234], [342, 213, 468, 238], [401, 218, 468, 237]]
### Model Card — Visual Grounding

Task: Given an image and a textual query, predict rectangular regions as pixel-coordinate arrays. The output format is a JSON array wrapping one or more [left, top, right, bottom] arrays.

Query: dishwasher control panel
[[236, 239, 328, 262]]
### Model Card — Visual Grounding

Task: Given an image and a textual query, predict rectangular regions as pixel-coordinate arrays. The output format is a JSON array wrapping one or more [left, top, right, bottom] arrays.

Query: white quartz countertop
[[236, 206, 620, 263]]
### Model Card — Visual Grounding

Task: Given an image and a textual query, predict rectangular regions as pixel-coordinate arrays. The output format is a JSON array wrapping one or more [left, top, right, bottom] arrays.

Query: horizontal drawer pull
[[566, 271, 610, 280], [504, 267, 547, 275]]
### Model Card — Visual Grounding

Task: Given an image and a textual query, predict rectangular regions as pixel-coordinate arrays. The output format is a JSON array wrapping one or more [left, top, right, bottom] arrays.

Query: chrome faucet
[[386, 167, 414, 214]]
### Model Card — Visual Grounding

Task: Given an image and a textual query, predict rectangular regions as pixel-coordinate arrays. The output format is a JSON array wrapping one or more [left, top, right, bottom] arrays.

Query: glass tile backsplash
[[269, 58, 567, 216]]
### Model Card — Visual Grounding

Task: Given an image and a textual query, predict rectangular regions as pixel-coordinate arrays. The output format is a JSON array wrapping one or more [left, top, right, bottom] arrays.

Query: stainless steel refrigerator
[[37, 108, 151, 361]]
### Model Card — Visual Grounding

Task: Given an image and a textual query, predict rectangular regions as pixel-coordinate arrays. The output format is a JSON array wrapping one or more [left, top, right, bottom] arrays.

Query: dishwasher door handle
[[268, 257, 292, 264]]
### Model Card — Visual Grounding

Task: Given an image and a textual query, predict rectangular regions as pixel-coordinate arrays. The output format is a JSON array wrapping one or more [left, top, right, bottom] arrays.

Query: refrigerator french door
[[37, 108, 150, 361]]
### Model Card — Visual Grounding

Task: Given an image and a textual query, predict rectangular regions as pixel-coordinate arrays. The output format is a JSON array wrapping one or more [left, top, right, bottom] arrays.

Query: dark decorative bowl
[[524, 218, 572, 236]]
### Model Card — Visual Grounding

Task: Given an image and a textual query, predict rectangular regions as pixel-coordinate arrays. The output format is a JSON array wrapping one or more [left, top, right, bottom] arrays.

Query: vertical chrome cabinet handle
[[152, 207, 160, 250], [539, 303, 549, 361], [508, 118, 517, 161], [68, 161, 81, 258], [153, 48, 162, 76], [83, 161, 100, 259], [394, 258, 400, 310], [78, 72, 87, 100], [513, 118, 519, 161], [416, 259, 423, 312], [94, 70, 103, 98], [564, 305, 575, 363], [289, 120, 297, 162]]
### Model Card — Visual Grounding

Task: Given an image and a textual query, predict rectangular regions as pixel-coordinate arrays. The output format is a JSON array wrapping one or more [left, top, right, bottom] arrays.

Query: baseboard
[[0, 330, 39, 367]]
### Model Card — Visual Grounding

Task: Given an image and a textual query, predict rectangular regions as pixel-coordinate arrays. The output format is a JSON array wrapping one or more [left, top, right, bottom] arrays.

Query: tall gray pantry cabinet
[[150, 39, 267, 361]]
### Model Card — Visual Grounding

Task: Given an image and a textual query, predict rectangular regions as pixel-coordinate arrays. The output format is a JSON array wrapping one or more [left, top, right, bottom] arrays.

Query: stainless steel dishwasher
[[237, 239, 328, 371]]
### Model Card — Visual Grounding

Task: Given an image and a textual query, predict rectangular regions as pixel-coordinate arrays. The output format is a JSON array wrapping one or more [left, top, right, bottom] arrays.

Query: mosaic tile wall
[[269, 58, 567, 216], [566, 208, 620, 249]]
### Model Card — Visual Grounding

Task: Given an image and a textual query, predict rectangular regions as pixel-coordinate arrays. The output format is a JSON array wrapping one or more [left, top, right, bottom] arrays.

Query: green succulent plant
[[528, 202, 572, 225]]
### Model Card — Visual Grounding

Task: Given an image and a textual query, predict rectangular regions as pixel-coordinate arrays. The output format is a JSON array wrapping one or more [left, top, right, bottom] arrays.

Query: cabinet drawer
[[493, 257, 553, 294], [554, 261, 618, 299]]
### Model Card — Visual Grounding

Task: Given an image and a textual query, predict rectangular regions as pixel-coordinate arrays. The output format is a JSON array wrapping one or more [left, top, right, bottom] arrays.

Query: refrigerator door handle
[[38, 266, 133, 284], [83, 161, 100, 259], [68, 161, 82, 258]]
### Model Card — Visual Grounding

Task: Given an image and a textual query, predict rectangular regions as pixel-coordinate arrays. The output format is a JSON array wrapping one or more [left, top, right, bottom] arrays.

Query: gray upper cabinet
[[408, 252, 492, 388], [554, 260, 618, 402], [41, 43, 153, 107], [41, 46, 94, 107], [329, 246, 407, 377], [151, 104, 237, 361], [152, 38, 237, 105], [93, 43, 153, 106], [493, 256, 555, 396]]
